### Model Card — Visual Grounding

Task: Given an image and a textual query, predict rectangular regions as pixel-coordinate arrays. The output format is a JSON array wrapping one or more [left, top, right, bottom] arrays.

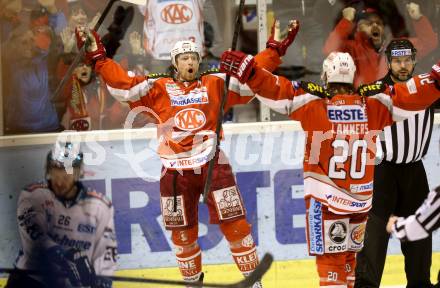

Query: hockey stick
[[0, 253, 273, 288], [202, 0, 246, 203], [51, 0, 142, 102]]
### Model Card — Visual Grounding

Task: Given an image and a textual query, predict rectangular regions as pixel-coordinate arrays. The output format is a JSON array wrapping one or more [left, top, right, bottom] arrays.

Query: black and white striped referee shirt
[[392, 186, 440, 241], [378, 73, 436, 164]]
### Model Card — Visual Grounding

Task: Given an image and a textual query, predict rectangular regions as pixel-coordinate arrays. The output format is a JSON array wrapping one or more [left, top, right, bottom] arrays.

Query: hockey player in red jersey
[[219, 48, 440, 287], [75, 21, 298, 287]]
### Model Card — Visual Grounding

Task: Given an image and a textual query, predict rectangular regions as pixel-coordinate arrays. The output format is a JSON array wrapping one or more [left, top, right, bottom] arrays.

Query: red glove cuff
[[75, 28, 106, 63], [266, 20, 300, 56]]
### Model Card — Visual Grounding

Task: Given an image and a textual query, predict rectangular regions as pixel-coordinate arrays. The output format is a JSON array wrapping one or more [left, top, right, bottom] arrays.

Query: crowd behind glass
[[1, 0, 439, 135]]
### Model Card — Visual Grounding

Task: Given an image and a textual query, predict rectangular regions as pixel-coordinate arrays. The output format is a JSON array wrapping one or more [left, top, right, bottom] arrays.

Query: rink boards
[[0, 119, 439, 273]]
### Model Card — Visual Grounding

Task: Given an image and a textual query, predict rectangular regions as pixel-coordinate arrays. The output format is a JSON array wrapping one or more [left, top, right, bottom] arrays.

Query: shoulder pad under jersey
[[86, 189, 112, 207], [299, 81, 330, 98], [23, 182, 47, 192], [147, 72, 170, 79], [200, 68, 220, 76], [357, 82, 387, 96]]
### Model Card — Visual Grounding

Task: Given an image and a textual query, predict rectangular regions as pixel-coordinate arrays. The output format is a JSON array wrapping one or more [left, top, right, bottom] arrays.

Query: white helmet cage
[[170, 40, 202, 67], [321, 52, 356, 84], [46, 140, 83, 177]]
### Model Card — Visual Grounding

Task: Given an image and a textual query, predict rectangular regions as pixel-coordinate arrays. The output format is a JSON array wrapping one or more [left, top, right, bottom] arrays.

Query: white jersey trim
[[256, 93, 320, 115], [160, 139, 215, 160], [231, 246, 257, 257], [106, 79, 150, 102], [160, 142, 214, 169], [392, 106, 425, 122], [304, 177, 372, 214], [175, 249, 202, 261], [211, 73, 254, 97]]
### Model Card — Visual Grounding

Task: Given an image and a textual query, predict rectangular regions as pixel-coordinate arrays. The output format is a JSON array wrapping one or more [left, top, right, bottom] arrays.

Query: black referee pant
[[355, 160, 432, 288]]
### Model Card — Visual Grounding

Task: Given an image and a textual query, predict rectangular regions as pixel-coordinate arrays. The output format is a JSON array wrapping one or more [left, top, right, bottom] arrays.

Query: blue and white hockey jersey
[[14, 182, 117, 281]]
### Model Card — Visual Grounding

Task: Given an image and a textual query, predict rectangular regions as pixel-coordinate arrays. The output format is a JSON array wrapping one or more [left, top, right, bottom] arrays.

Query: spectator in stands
[[3, 2, 66, 134], [199, 21, 220, 71], [138, 0, 221, 73], [272, 0, 325, 81], [122, 30, 149, 75], [323, 3, 437, 87], [60, 57, 130, 131], [59, 1, 99, 54], [0, 0, 22, 42]]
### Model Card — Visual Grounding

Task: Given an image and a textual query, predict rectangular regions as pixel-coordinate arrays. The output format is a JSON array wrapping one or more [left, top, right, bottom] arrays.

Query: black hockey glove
[[46, 246, 96, 287], [94, 276, 113, 288]]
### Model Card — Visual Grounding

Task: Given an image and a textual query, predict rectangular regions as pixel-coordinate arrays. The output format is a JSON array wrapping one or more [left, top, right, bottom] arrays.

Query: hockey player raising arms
[[6, 140, 117, 288], [220, 43, 440, 286], [75, 21, 298, 287]]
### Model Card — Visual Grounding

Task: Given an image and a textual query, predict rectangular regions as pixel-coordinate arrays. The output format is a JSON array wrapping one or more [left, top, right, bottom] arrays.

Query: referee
[[387, 186, 440, 242], [355, 39, 438, 288], [387, 186, 440, 288]]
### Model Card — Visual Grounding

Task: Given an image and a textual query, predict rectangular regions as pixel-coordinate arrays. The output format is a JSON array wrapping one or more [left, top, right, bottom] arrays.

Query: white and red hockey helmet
[[46, 140, 83, 172], [321, 52, 356, 84], [170, 40, 202, 67]]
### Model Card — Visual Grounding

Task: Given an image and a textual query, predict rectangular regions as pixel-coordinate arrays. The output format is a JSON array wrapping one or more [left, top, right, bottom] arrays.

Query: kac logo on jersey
[[174, 108, 206, 131], [71, 118, 90, 131], [161, 4, 193, 24], [327, 105, 367, 123]]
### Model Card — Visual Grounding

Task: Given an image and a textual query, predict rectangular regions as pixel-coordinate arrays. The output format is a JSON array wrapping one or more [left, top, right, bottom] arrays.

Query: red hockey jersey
[[247, 67, 440, 214], [95, 48, 281, 170]]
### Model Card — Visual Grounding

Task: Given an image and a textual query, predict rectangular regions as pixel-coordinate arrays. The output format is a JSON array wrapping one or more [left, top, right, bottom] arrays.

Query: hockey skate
[[241, 271, 263, 288], [250, 279, 263, 288], [185, 272, 204, 288]]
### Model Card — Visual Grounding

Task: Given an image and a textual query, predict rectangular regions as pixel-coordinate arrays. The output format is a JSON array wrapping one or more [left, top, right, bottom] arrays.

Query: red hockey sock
[[316, 254, 347, 287], [230, 238, 259, 276], [175, 245, 202, 282], [346, 252, 356, 288]]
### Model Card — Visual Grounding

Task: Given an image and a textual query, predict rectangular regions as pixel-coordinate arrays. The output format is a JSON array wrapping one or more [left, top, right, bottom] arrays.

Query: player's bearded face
[[48, 167, 79, 199], [390, 55, 415, 81], [175, 52, 200, 81]]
